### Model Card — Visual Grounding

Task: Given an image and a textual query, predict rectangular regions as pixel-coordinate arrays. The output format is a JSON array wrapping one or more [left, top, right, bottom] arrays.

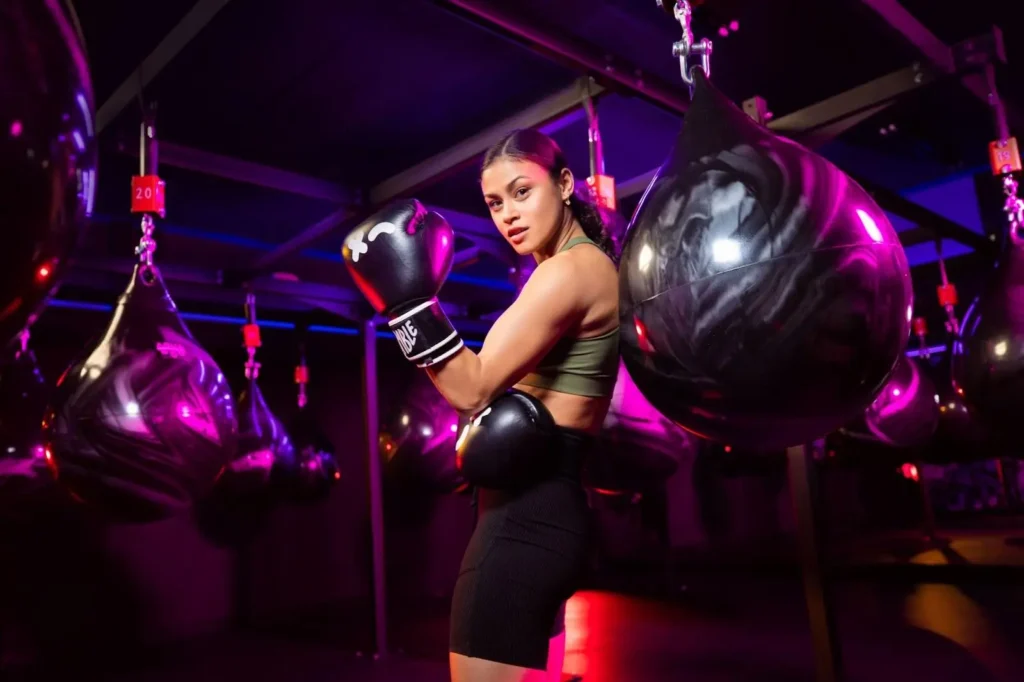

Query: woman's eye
[[488, 200, 501, 210], [515, 187, 530, 198]]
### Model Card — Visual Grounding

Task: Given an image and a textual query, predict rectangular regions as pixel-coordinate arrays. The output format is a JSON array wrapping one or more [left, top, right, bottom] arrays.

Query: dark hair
[[481, 128, 619, 262]]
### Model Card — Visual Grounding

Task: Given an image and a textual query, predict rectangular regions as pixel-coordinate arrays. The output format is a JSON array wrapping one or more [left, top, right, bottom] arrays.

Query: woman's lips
[[509, 227, 528, 245]]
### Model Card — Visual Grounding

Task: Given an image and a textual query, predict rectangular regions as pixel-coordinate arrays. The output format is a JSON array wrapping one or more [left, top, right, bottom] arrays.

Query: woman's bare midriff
[[514, 382, 611, 434]]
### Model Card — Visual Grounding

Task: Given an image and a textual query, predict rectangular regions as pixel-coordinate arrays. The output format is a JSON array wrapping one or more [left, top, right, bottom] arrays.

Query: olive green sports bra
[[517, 236, 620, 398]]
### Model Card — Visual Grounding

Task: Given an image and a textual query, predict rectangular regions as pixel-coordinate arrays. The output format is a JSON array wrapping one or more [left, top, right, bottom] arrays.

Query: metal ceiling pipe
[[434, 0, 690, 116]]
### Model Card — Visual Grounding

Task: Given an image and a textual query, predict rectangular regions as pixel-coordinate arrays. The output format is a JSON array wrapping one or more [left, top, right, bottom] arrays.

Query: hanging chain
[[934, 239, 960, 336], [1001, 173, 1024, 238], [984, 62, 1023, 239], [135, 214, 157, 267], [663, 0, 712, 91]]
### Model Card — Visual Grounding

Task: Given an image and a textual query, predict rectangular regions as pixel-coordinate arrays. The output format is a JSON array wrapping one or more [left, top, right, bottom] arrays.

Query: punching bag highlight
[[1, 1, 95, 347], [619, 70, 912, 450], [44, 264, 239, 522], [860, 355, 938, 449]]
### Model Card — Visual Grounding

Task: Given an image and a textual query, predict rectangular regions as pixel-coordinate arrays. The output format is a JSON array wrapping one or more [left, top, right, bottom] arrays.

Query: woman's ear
[[559, 168, 575, 203]]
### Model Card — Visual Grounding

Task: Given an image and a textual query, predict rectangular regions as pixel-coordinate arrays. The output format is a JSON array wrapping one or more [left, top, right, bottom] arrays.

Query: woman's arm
[[426, 257, 586, 413]]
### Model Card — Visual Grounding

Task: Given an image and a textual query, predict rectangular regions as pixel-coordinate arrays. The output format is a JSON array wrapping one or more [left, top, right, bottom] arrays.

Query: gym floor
[[83, 531, 1021, 682], [90, 578, 1019, 682]]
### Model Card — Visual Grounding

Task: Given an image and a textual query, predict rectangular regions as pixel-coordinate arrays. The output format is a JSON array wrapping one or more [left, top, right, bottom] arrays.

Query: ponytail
[[568, 190, 620, 265]]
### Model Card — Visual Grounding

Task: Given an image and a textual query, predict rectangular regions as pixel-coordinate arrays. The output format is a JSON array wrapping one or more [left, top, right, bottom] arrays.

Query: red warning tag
[[586, 174, 617, 211], [131, 175, 166, 216], [989, 138, 1021, 175]]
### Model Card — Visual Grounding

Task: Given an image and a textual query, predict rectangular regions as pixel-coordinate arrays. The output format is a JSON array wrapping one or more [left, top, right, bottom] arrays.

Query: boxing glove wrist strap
[[388, 298, 464, 368]]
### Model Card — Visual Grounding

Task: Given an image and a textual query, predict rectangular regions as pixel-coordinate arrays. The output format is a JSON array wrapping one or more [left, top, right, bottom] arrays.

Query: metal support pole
[[362, 318, 387, 657], [916, 461, 938, 543], [787, 443, 843, 682]]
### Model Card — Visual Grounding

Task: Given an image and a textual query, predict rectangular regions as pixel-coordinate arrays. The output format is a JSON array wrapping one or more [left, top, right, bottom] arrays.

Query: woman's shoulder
[[541, 243, 618, 312], [562, 240, 618, 279]]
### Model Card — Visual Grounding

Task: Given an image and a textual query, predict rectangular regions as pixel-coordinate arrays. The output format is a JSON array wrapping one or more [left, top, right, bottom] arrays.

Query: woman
[[424, 128, 621, 681]]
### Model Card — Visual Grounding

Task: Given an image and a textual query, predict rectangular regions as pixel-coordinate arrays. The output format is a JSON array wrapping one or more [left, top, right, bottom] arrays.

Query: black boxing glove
[[342, 199, 464, 368], [455, 390, 557, 489]]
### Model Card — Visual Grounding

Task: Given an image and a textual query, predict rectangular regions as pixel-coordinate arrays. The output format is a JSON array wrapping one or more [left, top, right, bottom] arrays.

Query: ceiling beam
[[433, 0, 689, 116], [854, 176, 992, 253], [433, 206, 513, 266], [251, 207, 354, 270], [369, 77, 603, 205], [147, 142, 361, 204], [767, 62, 939, 137], [857, 0, 1024, 131], [114, 72, 586, 271], [96, 0, 235, 134]]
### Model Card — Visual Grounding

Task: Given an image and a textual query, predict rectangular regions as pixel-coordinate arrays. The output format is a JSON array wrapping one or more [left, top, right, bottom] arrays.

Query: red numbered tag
[[242, 324, 261, 349], [912, 317, 927, 337], [131, 175, 166, 216], [586, 174, 617, 211], [989, 138, 1021, 175], [294, 365, 309, 385], [937, 283, 958, 307]]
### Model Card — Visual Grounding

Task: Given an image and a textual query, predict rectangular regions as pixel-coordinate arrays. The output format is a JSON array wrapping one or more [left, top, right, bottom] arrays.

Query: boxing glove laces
[[342, 198, 465, 368]]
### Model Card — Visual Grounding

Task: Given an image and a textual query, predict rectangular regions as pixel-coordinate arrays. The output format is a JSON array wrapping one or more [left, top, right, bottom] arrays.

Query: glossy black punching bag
[[618, 69, 913, 450], [239, 380, 298, 497], [290, 431, 341, 504], [0, 331, 57, 514], [285, 352, 340, 504], [196, 372, 296, 545], [858, 355, 939, 449], [43, 258, 238, 522], [952, 205, 1024, 450], [223, 311, 298, 498], [0, 331, 49, 459], [1, 1, 95, 347], [382, 373, 465, 495]]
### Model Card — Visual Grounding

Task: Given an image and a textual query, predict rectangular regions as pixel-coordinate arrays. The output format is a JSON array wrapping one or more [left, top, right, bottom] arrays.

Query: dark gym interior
[[4, 1, 1024, 681]]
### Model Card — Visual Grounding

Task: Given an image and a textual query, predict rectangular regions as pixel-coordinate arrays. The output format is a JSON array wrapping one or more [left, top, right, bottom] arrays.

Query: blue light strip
[[906, 344, 947, 357], [89, 214, 516, 292], [44, 299, 484, 349], [44, 299, 946, 359]]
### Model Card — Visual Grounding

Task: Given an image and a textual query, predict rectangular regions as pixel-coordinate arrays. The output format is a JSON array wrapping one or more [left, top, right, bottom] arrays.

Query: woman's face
[[481, 157, 572, 256]]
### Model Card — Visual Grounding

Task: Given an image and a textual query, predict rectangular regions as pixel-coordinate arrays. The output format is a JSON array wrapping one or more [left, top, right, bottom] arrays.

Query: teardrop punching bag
[[196, 308, 295, 545], [952, 203, 1024, 450], [857, 355, 939, 449], [206, 376, 295, 501], [0, 331, 57, 513], [382, 372, 465, 495], [286, 351, 340, 504], [43, 261, 239, 522], [0, 331, 50, 459], [195, 373, 295, 546], [211, 307, 297, 501], [1, 1, 96, 348], [929, 340, 992, 463], [619, 70, 913, 450]]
